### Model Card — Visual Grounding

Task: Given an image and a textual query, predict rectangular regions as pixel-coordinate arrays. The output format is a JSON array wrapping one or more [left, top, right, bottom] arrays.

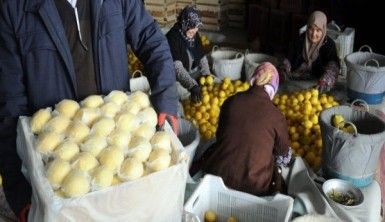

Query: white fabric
[[17, 117, 188, 222], [66, 0, 77, 8], [264, 84, 276, 100], [282, 157, 382, 222], [64, 0, 83, 45]]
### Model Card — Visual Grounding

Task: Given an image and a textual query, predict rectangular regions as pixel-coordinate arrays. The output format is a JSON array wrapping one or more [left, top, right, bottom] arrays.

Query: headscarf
[[170, 5, 204, 69], [250, 62, 279, 100], [303, 11, 327, 68], [177, 6, 203, 47]]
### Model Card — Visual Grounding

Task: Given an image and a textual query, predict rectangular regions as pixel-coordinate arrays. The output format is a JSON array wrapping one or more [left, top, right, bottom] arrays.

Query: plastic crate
[[184, 175, 294, 222]]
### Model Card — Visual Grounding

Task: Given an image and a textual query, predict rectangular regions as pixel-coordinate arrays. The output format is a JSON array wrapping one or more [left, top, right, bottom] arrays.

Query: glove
[[18, 204, 31, 222], [157, 113, 179, 135], [255, 70, 273, 86], [190, 85, 202, 103], [316, 80, 331, 93]]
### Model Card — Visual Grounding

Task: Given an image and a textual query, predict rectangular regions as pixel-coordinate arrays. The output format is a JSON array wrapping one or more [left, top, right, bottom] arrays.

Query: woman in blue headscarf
[[166, 6, 210, 103]]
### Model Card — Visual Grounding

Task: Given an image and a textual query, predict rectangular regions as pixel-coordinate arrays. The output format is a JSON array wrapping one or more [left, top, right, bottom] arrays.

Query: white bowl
[[322, 179, 364, 207]]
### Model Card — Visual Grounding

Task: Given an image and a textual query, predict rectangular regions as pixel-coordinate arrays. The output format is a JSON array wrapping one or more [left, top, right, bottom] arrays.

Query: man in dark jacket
[[0, 0, 178, 219]]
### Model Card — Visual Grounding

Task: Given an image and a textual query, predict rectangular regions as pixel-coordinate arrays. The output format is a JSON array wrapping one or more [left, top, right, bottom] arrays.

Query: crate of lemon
[[15, 91, 188, 222], [182, 75, 250, 141], [273, 89, 339, 170]]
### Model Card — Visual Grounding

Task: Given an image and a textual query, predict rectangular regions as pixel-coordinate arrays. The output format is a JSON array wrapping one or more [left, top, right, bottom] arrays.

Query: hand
[[255, 70, 273, 86], [190, 85, 202, 103], [157, 113, 179, 135], [316, 80, 331, 93], [18, 204, 31, 222]]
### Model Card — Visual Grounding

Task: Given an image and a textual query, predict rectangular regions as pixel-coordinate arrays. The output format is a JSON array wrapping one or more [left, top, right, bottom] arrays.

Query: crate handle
[[235, 53, 243, 59], [339, 121, 358, 136], [364, 59, 380, 68], [183, 211, 200, 222], [351, 99, 369, 112], [358, 45, 372, 53], [211, 45, 219, 53], [132, 70, 143, 78], [329, 21, 342, 32]]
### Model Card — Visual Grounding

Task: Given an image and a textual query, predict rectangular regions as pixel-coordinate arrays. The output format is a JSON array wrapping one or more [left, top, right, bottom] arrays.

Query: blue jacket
[[0, 0, 177, 202]]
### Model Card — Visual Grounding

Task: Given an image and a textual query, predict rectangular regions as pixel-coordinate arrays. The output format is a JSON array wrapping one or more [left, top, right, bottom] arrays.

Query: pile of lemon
[[200, 34, 210, 47], [273, 89, 339, 170], [128, 51, 144, 73], [182, 76, 250, 140]]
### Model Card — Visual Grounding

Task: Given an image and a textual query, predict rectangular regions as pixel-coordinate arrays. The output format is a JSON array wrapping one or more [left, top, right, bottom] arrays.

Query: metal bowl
[[322, 179, 364, 207]]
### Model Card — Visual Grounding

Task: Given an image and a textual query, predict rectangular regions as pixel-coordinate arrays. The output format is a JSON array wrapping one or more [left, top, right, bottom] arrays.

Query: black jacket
[[289, 33, 340, 78], [166, 24, 205, 70]]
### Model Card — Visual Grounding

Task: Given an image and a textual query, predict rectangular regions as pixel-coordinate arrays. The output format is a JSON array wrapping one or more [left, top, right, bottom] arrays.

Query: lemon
[[310, 97, 319, 105], [297, 94, 304, 102], [199, 76, 206, 85], [319, 96, 328, 104], [304, 91, 312, 100], [310, 115, 318, 125], [227, 216, 238, 222], [234, 80, 242, 86], [202, 94, 210, 104], [219, 91, 226, 98], [305, 151, 316, 165], [296, 148, 305, 157], [221, 83, 229, 90], [313, 156, 322, 169], [223, 77, 231, 84], [323, 103, 333, 109], [194, 112, 202, 120], [332, 114, 345, 127], [291, 141, 300, 150], [311, 88, 319, 98], [206, 75, 214, 85], [204, 210, 217, 222], [291, 133, 300, 141]]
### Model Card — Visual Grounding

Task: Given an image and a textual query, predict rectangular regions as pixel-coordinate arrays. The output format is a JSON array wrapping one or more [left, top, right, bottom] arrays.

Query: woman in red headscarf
[[203, 62, 292, 196], [280, 11, 340, 92]]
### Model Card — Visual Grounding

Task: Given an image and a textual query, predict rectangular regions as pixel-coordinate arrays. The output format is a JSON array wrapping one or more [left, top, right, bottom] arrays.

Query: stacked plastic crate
[[196, 0, 228, 31], [227, 0, 245, 28], [176, 0, 196, 15], [144, 0, 177, 28]]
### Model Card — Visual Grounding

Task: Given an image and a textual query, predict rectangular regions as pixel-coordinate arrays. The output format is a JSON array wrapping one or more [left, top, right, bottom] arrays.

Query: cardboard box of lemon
[[15, 91, 188, 222]]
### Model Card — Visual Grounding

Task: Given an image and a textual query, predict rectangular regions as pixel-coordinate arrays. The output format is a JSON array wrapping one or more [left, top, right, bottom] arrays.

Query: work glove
[[18, 204, 31, 222], [316, 80, 331, 93], [190, 85, 202, 103], [157, 113, 179, 135]]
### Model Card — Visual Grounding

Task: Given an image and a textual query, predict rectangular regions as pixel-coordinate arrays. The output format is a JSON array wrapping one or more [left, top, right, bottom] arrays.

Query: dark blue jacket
[[0, 0, 177, 212]]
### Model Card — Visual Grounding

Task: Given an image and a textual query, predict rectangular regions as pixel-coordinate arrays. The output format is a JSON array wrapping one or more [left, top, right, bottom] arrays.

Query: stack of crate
[[176, 0, 196, 15], [144, 0, 177, 28], [196, 0, 228, 31], [227, 0, 245, 28]]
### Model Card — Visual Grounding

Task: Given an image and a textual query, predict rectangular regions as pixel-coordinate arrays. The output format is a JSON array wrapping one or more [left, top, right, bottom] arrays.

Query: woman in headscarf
[[280, 11, 340, 92], [166, 6, 210, 103], [203, 62, 292, 196]]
